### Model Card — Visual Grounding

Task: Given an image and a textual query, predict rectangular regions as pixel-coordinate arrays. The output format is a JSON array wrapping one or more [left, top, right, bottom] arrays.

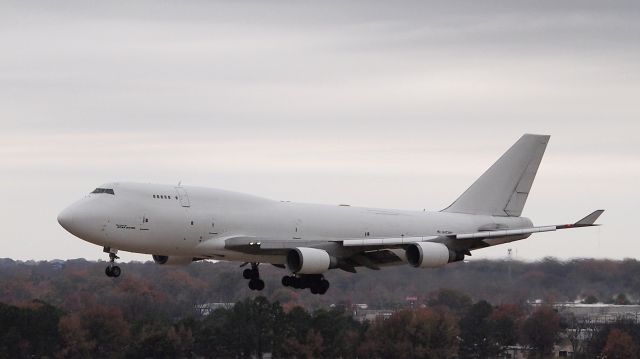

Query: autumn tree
[[490, 303, 523, 354], [358, 307, 459, 359], [427, 288, 472, 316], [582, 295, 598, 304], [0, 300, 63, 358], [192, 307, 234, 357], [194, 296, 284, 358], [601, 329, 639, 359], [274, 306, 313, 358], [310, 307, 363, 358], [520, 306, 560, 358], [614, 293, 631, 305], [58, 305, 131, 358], [459, 300, 495, 358], [583, 319, 640, 358]]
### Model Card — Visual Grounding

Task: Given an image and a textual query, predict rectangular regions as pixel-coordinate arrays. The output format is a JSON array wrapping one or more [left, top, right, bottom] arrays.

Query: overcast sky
[[1, 1, 638, 262]]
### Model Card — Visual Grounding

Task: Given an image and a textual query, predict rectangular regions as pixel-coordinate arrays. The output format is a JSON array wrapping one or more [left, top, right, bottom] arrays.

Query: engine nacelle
[[405, 242, 462, 268], [152, 255, 194, 266], [286, 247, 337, 274]]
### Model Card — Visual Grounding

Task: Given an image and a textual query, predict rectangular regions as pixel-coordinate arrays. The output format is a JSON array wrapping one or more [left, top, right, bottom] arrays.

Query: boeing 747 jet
[[58, 134, 603, 295]]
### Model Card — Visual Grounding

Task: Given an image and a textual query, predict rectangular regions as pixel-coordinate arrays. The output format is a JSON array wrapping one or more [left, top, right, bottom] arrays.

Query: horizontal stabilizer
[[574, 210, 605, 226]]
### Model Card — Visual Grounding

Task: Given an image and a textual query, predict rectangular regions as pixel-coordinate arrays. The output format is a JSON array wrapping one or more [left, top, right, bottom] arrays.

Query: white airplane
[[58, 134, 603, 295]]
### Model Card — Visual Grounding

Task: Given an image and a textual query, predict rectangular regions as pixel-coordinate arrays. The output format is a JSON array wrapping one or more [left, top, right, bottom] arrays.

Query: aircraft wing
[[206, 210, 604, 258], [342, 209, 604, 247]]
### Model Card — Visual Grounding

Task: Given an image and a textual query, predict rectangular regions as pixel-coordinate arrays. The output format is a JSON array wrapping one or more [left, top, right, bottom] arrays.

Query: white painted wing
[[342, 210, 604, 247]]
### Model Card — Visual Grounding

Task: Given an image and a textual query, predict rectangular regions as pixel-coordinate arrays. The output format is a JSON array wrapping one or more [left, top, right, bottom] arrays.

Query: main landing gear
[[242, 263, 265, 291], [282, 274, 329, 295], [103, 247, 121, 278]]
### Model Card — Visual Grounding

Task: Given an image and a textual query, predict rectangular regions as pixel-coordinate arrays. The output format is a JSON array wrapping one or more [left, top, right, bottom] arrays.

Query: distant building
[[532, 301, 640, 323], [352, 308, 395, 322], [194, 302, 235, 316], [527, 301, 640, 358]]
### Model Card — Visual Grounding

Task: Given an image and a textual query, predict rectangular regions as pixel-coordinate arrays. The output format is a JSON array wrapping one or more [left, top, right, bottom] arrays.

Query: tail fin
[[443, 134, 550, 217]]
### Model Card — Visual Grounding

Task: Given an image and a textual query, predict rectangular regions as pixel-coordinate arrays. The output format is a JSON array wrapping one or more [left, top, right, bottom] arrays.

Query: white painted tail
[[443, 134, 550, 217]]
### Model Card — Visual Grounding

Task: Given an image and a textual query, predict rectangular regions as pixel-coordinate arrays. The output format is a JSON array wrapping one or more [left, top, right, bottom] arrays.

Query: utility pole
[[507, 248, 513, 281]]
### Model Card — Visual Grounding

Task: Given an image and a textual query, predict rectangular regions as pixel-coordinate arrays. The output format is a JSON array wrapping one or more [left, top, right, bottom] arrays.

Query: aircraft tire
[[319, 279, 329, 294], [243, 269, 253, 279], [255, 279, 265, 291], [248, 280, 257, 290], [105, 266, 113, 277], [111, 266, 121, 278], [291, 277, 301, 289], [299, 277, 309, 289]]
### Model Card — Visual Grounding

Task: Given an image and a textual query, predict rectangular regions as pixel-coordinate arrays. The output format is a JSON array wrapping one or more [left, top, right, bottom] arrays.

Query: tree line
[[3, 257, 640, 357], [3, 294, 640, 358], [2, 257, 640, 311]]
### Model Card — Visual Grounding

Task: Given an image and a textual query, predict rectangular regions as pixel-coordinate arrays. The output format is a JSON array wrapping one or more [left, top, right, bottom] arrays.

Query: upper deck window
[[91, 188, 115, 195]]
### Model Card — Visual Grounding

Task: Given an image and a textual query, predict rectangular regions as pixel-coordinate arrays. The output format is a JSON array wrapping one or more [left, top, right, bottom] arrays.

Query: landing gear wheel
[[243, 268, 253, 279], [286, 275, 330, 294], [299, 276, 309, 289], [103, 248, 121, 278], [105, 265, 121, 278], [245, 263, 264, 290], [248, 279, 265, 291], [291, 277, 301, 289], [319, 279, 329, 295]]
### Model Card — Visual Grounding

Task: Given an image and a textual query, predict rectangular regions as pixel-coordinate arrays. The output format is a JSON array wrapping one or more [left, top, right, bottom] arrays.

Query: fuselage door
[[175, 187, 190, 207]]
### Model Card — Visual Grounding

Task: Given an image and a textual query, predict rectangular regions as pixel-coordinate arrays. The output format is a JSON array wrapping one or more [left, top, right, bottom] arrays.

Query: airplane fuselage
[[58, 182, 532, 265]]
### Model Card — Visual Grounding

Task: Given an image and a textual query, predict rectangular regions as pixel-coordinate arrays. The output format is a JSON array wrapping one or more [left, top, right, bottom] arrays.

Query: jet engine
[[405, 242, 463, 268], [152, 255, 194, 266], [286, 247, 338, 274]]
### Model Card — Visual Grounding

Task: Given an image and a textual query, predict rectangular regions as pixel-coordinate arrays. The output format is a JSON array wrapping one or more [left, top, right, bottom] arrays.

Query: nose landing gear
[[282, 274, 329, 295], [242, 263, 265, 291], [103, 247, 121, 278]]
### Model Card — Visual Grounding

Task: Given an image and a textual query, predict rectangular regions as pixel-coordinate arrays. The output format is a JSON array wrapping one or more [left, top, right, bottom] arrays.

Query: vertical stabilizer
[[442, 134, 550, 217]]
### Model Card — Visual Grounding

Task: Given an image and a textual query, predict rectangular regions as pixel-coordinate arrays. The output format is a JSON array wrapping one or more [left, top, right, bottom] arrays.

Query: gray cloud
[[0, 1, 638, 261]]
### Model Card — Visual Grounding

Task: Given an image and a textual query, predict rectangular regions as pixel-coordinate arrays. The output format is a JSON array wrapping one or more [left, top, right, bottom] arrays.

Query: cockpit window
[[91, 188, 115, 195]]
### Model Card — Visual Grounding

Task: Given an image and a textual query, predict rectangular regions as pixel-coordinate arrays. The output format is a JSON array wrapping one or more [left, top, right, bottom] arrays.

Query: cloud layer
[[1, 1, 638, 261]]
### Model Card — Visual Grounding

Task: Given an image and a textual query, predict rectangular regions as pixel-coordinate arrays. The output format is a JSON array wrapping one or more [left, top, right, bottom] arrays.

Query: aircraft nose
[[57, 206, 75, 232]]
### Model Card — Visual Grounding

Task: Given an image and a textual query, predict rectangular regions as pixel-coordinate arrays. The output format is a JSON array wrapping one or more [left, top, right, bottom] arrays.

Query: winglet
[[574, 210, 605, 226]]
